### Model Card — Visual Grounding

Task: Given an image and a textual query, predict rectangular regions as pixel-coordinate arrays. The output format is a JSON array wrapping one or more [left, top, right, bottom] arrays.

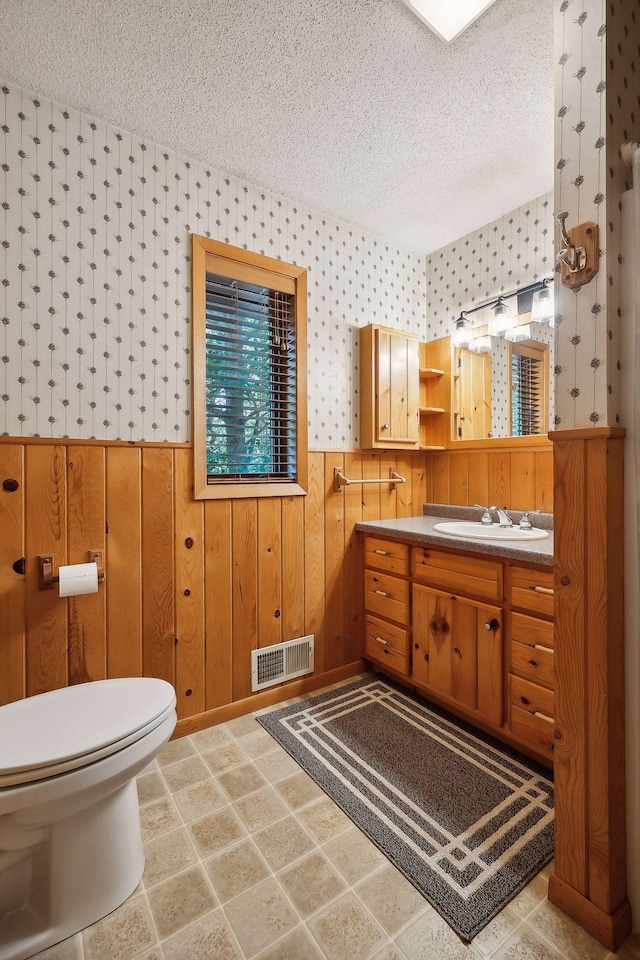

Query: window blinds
[[204, 272, 297, 481], [511, 352, 542, 437]]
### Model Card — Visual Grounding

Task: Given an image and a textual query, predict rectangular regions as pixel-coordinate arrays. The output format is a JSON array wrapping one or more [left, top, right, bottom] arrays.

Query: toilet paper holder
[[38, 550, 105, 590]]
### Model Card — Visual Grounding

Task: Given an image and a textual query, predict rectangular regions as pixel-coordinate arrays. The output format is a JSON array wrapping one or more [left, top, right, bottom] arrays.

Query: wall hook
[[555, 211, 599, 288]]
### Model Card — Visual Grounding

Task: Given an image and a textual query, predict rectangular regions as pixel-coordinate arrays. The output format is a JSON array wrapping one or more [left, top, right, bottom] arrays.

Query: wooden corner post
[[549, 428, 631, 950]]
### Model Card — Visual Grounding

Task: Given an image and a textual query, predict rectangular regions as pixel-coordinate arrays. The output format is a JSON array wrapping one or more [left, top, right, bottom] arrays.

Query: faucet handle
[[474, 504, 495, 525], [519, 510, 540, 530]]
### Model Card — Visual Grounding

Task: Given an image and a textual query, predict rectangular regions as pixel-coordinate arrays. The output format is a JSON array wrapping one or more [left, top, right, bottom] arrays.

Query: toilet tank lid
[[0, 678, 177, 775]]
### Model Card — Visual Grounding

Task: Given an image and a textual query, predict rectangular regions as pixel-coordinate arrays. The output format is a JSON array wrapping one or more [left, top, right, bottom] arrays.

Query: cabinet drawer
[[509, 566, 554, 617], [365, 615, 409, 675], [511, 640, 554, 688], [510, 704, 555, 760], [412, 547, 502, 602], [509, 674, 554, 720], [364, 570, 410, 624], [511, 611, 554, 649], [365, 537, 409, 576]]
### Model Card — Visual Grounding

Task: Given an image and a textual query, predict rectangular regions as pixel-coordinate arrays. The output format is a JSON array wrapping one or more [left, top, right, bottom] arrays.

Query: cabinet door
[[412, 585, 503, 726], [376, 330, 419, 445]]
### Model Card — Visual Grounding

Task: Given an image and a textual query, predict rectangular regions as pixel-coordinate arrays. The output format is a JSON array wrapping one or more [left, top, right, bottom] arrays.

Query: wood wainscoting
[[0, 441, 430, 730], [425, 444, 553, 512]]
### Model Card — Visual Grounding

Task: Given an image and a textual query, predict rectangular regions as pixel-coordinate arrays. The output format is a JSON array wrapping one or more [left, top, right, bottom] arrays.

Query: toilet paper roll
[[58, 561, 99, 597]]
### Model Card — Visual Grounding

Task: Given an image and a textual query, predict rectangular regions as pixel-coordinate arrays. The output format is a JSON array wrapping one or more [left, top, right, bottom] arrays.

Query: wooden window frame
[[508, 340, 549, 438], [191, 235, 308, 499]]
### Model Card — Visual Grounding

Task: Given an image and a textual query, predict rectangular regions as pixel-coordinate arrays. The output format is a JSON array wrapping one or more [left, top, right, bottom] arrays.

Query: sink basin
[[432, 521, 549, 542]]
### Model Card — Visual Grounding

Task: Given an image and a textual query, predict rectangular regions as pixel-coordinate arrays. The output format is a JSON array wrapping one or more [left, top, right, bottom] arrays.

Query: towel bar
[[334, 467, 406, 492]]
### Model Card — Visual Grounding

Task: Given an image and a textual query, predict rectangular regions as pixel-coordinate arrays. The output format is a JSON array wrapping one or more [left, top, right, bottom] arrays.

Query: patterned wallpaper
[[0, 81, 426, 446], [553, 0, 639, 429], [605, 0, 640, 426], [425, 192, 555, 339], [554, 0, 608, 428]]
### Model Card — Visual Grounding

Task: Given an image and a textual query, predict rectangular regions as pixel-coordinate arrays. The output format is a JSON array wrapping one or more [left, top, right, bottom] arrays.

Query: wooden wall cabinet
[[360, 324, 420, 450], [363, 534, 555, 764]]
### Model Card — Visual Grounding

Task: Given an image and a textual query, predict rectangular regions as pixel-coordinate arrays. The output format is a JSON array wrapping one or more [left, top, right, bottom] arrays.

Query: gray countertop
[[355, 504, 554, 566]]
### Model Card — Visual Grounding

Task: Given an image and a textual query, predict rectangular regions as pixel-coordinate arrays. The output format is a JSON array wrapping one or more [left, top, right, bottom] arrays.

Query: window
[[509, 342, 548, 437], [191, 236, 307, 499]]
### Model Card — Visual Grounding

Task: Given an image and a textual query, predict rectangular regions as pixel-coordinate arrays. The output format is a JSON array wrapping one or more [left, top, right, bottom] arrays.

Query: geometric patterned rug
[[258, 675, 554, 940]]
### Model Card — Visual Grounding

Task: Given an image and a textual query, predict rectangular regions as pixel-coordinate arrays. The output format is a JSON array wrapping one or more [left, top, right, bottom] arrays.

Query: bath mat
[[258, 675, 554, 941]]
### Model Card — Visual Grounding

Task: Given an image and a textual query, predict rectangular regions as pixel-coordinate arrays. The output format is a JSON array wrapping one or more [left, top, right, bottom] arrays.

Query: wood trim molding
[[548, 876, 632, 952], [550, 432, 630, 950], [442, 435, 552, 452], [0, 436, 192, 448], [173, 660, 369, 737], [549, 427, 626, 440]]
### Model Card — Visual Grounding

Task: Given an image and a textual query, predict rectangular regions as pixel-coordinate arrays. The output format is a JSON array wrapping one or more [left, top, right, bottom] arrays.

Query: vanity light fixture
[[401, 0, 500, 44], [468, 335, 492, 354], [505, 324, 532, 343], [531, 279, 555, 323], [451, 312, 472, 347], [493, 297, 508, 317]]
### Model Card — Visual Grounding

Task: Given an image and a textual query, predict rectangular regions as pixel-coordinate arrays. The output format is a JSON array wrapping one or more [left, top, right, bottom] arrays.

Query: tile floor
[[33, 676, 640, 960]]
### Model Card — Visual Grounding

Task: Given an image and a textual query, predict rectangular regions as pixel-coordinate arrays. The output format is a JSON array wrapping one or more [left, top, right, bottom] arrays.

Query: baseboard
[[173, 660, 370, 738], [548, 875, 632, 951]]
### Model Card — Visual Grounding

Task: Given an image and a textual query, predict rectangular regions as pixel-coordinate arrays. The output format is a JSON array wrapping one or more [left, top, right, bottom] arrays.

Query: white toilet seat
[[0, 678, 176, 789]]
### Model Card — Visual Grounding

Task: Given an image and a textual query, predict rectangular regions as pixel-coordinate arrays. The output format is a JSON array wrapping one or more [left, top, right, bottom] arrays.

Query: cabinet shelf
[[420, 367, 445, 379], [419, 406, 446, 416]]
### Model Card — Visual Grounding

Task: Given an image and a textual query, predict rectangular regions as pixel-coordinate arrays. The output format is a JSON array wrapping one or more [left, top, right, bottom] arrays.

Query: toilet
[[0, 678, 177, 960]]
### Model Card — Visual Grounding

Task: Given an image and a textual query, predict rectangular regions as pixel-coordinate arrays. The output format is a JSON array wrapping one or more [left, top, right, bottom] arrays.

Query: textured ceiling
[[0, 0, 554, 253]]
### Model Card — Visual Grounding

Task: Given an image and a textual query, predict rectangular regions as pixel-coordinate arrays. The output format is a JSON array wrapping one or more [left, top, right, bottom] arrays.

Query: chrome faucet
[[490, 506, 513, 528]]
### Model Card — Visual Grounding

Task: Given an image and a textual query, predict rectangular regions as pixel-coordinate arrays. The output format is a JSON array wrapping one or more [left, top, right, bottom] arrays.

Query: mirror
[[451, 311, 554, 442]]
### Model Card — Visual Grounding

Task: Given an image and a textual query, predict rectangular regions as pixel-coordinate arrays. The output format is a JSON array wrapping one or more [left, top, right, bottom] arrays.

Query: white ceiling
[[0, 0, 554, 254]]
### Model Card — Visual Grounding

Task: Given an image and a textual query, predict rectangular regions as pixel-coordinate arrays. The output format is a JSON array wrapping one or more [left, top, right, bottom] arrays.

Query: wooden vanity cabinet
[[506, 564, 555, 762], [363, 534, 555, 765], [359, 324, 420, 450]]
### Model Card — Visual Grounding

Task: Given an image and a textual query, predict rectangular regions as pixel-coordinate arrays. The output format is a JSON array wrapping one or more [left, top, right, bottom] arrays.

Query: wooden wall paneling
[[432, 454, 450, 503], [257, 497, 282, 649], [552, 438, 588, 894], [510, 451, 536, 510], [105, 447, 143, 680], [231, 498, 258, 701], [173, 448, 205, 718], [343, 453, 364, 663], [380, 455, 398, 519], [0, 443, 25, 705], [304, 451, 326, 673], [395, 455, 414, 517], [324, 452, 346, 671], [141, 447, 175, 687], [204, 500, 233, 709], [449, 454, 469, 505], [467, 452, 490, 508], [281, 495, 305, 642], [361, 454, 382, 520], [586, 438, 626, 911], [25, 445, 68, 695], [535, 451, 554, 512], [488, 451, 511, 508], [67, 446, 106, 684], [412, 456, 428, 508]]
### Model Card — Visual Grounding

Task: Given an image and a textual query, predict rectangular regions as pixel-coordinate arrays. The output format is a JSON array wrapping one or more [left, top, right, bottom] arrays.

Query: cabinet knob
[[484, 618, 500, 632], [381, 423, 390, 430]]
